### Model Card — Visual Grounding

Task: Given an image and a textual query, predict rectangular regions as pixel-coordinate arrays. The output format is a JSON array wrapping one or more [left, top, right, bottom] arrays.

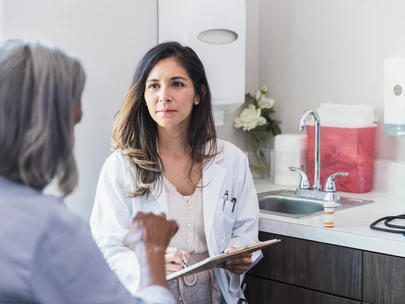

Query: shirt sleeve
[[31, 203, 175, 304], [90, 152, 142, 294]]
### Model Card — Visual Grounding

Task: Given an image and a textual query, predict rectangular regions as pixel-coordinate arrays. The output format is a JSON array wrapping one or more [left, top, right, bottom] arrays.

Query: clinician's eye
[[147, 83, 159, 89], [172, 81, 185, 87]]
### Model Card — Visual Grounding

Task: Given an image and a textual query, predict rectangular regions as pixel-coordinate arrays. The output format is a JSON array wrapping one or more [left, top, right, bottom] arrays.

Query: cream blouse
[[163, 176, 224, 304], [164, 176, 207, 253]]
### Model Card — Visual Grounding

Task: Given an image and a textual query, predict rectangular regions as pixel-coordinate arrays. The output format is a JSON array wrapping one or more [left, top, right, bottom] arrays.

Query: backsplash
[[373, 159, 405, 196]]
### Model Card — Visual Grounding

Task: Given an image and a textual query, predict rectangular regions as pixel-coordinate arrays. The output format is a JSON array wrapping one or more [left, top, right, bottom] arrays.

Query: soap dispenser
[[384, 57, 405, 136]]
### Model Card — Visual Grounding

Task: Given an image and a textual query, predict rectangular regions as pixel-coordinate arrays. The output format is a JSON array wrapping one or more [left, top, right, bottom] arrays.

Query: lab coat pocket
[[214, 198, 237, 251]]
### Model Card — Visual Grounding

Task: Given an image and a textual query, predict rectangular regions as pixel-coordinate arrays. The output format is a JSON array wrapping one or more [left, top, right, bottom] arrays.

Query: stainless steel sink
[[258, 189, 374, 218]]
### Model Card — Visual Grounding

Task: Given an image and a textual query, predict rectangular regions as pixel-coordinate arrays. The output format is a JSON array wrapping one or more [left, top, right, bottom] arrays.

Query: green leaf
[[261, 108, 275, 116], [270, 123, 282, 136], [245, 93, 254, 103]]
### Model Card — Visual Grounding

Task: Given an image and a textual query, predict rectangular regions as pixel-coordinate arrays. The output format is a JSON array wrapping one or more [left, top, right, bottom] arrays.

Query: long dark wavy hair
[[112, 41, 218, 197]]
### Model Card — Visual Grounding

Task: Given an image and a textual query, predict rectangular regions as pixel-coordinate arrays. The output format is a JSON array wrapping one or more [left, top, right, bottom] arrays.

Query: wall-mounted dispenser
[[158, 0, 246, 116], [384, 57, 405, 136]]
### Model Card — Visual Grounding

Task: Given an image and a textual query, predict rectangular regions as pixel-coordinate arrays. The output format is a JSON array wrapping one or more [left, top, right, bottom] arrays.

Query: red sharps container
[[305, 104, 377, 193]]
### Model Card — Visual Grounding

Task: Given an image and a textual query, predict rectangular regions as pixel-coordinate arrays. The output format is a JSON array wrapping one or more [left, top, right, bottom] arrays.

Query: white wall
[[3, 0, 158, 220], [257, 0, 405, 161], [0, 0, 3, 37]]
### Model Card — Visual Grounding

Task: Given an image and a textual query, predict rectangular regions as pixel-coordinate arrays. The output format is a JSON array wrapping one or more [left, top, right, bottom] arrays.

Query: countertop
[[254, 179, 405, 258]]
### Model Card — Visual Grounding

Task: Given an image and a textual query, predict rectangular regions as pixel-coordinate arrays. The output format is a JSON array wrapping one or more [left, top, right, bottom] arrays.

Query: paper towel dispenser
[[197, 29, 238, 45], [157, 0, 246, 114], [384, 57, 405, 136]]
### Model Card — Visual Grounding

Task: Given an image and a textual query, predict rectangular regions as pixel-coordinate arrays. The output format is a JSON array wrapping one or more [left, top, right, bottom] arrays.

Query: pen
[[222, 190, 229, 211], [170, 258, 188, 269], [182, 258, 189, 269], [180, 253, 189, 269], [231, 197, 237, 213]]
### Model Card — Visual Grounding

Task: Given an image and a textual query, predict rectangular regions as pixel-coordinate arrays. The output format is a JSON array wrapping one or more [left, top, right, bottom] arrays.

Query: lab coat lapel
[[203, 155, 226, 255]]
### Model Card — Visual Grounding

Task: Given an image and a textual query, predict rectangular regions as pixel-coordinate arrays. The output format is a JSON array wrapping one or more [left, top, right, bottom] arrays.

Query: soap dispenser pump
[[384, 57, 405, 136]]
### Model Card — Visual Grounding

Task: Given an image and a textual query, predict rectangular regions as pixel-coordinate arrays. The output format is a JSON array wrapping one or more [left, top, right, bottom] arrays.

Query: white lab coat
[[90, 139, 262, 304]]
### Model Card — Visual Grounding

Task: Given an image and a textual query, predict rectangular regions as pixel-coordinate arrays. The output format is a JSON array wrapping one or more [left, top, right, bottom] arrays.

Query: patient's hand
[[124, 212, 178, 253], [124, 212, 178, 288]]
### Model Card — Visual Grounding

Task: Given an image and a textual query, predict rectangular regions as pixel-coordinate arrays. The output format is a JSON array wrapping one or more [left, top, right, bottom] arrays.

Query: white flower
[[234, 104, 266, 131], [255, 86, 268, 102], [255, 90, 262, 101], [258, 96, 275, 109]]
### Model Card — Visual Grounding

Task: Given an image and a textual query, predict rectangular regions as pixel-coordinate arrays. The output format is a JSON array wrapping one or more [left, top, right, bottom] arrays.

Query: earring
[[194, 101, 199, 105]]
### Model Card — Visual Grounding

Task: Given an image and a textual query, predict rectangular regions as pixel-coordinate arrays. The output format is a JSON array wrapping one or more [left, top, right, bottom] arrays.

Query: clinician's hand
[[165, 247, 190, 275], [218, 247, 253, 275], [124, 212, 179, 289]]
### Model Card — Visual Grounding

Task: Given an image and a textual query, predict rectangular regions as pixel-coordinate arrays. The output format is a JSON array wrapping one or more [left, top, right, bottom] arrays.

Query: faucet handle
[[289, 167, 310, 189], [324, 172, 349, 192]]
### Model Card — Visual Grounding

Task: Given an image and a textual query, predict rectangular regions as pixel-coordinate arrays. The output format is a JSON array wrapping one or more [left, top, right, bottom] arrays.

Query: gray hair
[[0, 39, 86, 196]]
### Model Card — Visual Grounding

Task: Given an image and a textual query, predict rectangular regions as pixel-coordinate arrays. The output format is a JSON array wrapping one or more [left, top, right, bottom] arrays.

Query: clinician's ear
[[194, 84, 206, 105], [201, 84, 207, 97]]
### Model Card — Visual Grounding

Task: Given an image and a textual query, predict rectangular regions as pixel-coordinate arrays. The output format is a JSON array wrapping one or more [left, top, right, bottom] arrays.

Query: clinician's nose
[[159, 86, 172, 103]]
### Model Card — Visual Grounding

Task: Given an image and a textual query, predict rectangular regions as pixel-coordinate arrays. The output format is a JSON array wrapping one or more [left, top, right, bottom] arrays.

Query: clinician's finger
[[166, 262, 183, 273], [165, 253, 183, 265], [177, 250, 190, 266], [179, 250, 190, 259], [222, 263, 251, 274], [225, 257, 252, 266], [165, 247, 190, 264], [224, 263, 250, 270], [216, 263, 226, 269]]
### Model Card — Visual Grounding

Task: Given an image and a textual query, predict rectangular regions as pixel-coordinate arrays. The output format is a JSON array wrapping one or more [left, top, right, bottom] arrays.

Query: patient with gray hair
[[0, 38, 178, 304]]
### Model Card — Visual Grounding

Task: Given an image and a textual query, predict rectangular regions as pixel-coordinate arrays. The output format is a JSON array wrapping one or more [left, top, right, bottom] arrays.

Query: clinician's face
[[144, 57, 199, 131]]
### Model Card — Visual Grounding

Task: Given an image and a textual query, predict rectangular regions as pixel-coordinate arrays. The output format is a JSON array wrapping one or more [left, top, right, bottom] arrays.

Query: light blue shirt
[[0, 176, 174, 304]]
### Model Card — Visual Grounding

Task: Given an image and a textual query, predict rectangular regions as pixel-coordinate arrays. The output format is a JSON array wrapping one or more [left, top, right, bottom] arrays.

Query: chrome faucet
[[299, 108, 321, 191], [289, 108, 348, 201]]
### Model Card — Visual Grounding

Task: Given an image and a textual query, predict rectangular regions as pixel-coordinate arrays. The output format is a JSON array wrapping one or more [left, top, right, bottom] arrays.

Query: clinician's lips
[[158, 109, 176, 114]]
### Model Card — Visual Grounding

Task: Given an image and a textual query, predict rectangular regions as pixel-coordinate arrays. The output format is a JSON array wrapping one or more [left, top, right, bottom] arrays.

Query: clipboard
[[166, 238, 281, 281]]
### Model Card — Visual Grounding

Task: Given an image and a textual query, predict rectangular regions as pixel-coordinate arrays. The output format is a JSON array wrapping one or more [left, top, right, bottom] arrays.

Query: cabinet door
[[363, 251, 405, 304], [244, 275, 361, 304], [248, 232, 362, 300]]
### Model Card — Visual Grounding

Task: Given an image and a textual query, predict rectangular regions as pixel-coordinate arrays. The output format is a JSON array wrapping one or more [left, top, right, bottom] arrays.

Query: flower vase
[[246, 147, 271, 180]]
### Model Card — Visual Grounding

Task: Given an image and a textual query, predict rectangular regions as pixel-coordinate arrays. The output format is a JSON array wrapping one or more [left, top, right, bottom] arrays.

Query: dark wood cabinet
[[244, 275, 361, 304], [363, 252, 405, 304], [248, 232, 362, 300], [245, 231, 405, 304]]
